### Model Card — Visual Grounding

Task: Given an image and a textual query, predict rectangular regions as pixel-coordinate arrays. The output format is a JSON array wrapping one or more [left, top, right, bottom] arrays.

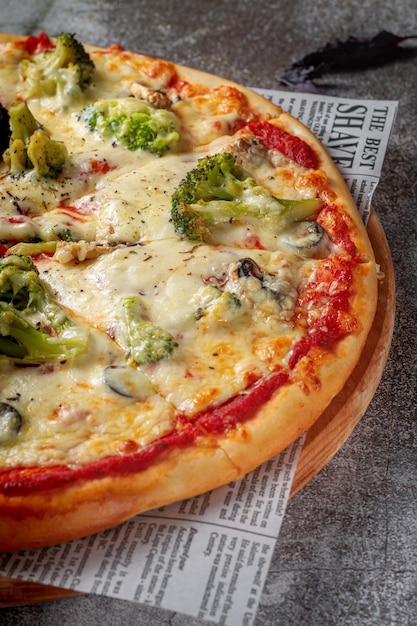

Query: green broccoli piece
[[20, 32, 95, 104], [171, 152, 320, 242], [80, 97, 179, 155], [0, 255, 88, 364], [115, 296, 177, 365], [6, 241, 57, 257], [194, 285, 243, 324], [27, 128, 68, 177], [3, 101, 68, 177]]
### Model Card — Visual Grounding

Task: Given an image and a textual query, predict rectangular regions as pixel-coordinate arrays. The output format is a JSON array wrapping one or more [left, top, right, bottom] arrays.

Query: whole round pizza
[[0, 32, 377, 551]]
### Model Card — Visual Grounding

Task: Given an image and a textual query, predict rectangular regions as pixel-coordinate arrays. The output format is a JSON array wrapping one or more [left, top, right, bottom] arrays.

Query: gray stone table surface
[[1, 1, 416, 624]]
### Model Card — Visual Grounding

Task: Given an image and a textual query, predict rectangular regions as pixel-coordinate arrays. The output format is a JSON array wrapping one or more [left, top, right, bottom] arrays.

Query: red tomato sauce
[[20, 32, 54, 55], [0, 373, 289, 495], [246, 121, 319, 170]]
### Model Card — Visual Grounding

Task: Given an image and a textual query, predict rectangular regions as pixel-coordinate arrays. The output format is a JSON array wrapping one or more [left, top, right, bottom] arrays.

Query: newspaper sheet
[[0, 91, 398, 625], [257, 89, 398, 225]]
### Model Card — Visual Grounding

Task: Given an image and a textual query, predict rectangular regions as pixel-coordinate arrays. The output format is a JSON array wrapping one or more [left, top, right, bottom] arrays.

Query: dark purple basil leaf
[[279, 30, 417, 92]]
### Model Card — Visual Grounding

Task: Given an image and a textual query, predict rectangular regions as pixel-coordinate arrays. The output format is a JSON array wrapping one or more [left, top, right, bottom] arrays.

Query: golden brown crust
[[0, 439, 240, 551], [0, 33, 378, 551]]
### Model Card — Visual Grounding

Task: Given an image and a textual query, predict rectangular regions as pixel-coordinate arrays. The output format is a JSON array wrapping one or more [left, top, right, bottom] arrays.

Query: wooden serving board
[[0, 209, 395, 608]]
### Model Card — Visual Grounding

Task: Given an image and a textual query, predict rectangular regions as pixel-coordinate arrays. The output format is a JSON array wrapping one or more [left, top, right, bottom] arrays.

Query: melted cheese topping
[[0, 38, 330, 469]]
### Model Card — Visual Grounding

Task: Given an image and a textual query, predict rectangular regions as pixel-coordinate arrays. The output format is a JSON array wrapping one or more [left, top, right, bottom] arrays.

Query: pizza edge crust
[[0, 33, 378, 551], [0, 442, 241, 551]]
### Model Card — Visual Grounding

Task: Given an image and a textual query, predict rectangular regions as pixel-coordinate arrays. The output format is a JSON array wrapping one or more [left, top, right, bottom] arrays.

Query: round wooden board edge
[[0, 209, 395, 607]]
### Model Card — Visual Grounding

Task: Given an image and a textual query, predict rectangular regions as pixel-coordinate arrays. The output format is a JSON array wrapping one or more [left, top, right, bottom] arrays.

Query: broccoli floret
[[27, 128, 68, 177], [20, 32, 95, 104], [0, 255, 88, 363], [115, 296, 177, 365], [194, 285, 243, 324], [171, 152, 320, 242], [3, 101, 68, 177], [80, 97, 179, 155]]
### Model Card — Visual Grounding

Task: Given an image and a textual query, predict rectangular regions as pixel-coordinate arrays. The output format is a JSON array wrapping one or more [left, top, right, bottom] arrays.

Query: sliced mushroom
[[229, 136, 267, 170], [231, 257, 297, 320], [54, 241, 141, 264], [103, 365, 153, 400], [0, 402, 22, 445], [129, 82, 173, 109], [280, 221, 329, 257], [54, 240, 116, 264]]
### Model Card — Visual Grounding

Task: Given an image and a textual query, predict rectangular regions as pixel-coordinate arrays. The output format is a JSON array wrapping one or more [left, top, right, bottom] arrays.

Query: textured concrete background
[[1, 1, 417, 624]]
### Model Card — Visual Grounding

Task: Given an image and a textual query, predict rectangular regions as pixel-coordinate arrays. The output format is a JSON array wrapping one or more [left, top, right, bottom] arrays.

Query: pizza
[[0, 32, 377, 551]]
